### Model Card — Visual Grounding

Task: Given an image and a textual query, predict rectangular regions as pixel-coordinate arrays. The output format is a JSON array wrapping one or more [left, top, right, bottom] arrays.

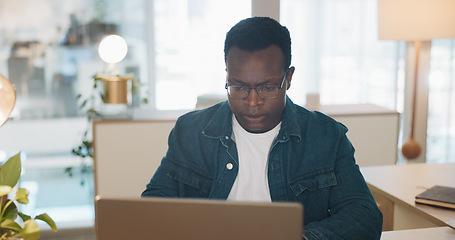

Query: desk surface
[[361, 163, 455, 229], [381, 227, 455, 239]]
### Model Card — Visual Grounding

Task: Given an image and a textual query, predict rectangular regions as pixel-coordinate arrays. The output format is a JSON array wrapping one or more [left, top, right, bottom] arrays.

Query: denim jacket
[[142, 97, 382, 240]]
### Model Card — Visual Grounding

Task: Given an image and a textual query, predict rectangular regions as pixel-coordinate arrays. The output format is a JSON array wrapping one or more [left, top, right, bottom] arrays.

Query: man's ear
[[286, 66, 295, 90]]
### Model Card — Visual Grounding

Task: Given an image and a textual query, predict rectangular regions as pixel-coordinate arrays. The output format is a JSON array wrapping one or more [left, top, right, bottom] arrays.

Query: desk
[[381, 227, 455, 240], [361, 163, 455, 231]]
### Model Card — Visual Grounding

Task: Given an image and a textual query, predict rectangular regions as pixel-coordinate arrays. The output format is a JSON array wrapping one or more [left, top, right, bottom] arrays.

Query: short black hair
[[224, 17, 292, 70]]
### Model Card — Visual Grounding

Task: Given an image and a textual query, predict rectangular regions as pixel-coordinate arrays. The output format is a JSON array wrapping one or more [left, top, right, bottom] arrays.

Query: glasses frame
[[225, 69, 289, 100]]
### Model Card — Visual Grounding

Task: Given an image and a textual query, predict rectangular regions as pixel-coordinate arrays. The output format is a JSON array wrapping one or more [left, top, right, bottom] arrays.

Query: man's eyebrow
[[227, 77, 279, 85], [227, 78, 246, 84]]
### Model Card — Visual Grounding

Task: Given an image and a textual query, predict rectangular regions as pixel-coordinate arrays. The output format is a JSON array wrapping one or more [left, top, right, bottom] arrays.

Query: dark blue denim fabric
[[142, 97, 382, 239]]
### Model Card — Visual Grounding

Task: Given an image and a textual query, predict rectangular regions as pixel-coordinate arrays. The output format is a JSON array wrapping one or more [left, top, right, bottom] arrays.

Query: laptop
[[95, 196, 303, 240]]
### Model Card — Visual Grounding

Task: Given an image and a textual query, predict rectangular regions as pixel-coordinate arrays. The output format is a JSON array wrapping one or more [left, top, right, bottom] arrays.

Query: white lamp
[[96, 35, 133, 105], [98, 34, 128, 65], [0, 75, 15, 127], [378, 0, 455, 160]]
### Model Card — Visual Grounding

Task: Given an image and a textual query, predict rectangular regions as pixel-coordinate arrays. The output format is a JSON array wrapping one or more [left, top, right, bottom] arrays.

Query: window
[[0, 0, 149, 228], [1, 0, 148, 120], [281, 0, 402, 110], [153, 0, 250, 110], [427, 39, 455, 163]]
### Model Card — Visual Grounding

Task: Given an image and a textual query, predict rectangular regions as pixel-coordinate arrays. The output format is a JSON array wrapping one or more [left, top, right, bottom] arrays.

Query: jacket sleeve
[[141, 126, 182, 198], [303, 132, 383, 240]]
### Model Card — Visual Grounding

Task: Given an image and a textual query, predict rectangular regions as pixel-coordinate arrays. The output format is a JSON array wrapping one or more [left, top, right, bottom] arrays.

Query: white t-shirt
[[227, 114, 281, 202]]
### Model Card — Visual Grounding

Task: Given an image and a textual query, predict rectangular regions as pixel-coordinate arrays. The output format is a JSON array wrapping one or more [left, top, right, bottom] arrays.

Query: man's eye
[[232, 86, 245, 91], [261, 85, 276, 91]]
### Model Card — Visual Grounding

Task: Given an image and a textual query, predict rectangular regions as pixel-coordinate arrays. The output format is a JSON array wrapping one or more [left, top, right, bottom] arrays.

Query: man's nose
[[245, 88, 263, 106]]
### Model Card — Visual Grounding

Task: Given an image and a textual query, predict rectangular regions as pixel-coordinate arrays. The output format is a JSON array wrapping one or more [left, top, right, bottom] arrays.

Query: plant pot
[[102, 76, 129, 104], [95, 73, 134, 104]]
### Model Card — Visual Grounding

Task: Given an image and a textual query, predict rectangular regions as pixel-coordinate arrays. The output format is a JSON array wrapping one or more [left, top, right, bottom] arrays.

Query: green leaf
[[0, 152, 21, 187], [35, 213, 57, 232], [0, 218, 23, 233], [18, 219, 40, 240], [18, 212, 32, 222], [15, 188, 29, 204], [82, 141, 92, 148], [0, 185, 12, 197], [80, 99, 88, 108], [3, 200, 18, 220]]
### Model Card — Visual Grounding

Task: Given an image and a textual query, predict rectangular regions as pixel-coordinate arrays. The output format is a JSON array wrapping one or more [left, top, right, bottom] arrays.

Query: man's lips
[[244, 115, 265, 123]]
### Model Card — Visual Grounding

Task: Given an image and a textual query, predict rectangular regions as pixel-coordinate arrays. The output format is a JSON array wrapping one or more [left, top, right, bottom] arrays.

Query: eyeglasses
[[225, 70, 289, 100]]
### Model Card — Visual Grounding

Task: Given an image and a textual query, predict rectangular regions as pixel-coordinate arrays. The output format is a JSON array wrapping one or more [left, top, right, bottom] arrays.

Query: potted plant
[[0, 152, 57, 240], [68, 73, 148, 176], [94, 73, 134, 104]]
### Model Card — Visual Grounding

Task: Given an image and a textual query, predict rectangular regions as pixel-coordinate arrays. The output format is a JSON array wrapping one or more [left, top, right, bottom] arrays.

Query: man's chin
[[241, 122, 267, 133], [236, 115, 269, 133]]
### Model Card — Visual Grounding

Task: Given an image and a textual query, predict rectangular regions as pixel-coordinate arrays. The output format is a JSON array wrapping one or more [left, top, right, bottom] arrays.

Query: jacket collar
[[280, 96, 302, 142], [202, 101, 233, 139], [202, 96, 302, 141]]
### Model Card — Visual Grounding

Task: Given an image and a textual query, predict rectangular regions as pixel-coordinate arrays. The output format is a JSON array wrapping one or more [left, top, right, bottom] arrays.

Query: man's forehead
[[226, 45, 282, 57], [225, 45, 285, 70]]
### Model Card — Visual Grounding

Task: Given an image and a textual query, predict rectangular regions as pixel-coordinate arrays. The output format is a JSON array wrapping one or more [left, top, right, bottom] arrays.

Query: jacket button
[[225, 136, 229, 140], [226, 163, 233, 170]]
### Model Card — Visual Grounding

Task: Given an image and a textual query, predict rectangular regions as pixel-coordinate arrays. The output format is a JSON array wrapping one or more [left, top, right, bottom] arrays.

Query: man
[[142, 17, 383, 239]]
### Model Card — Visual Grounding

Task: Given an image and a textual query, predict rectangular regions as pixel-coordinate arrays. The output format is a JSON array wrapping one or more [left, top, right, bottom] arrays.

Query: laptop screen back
[[95, 196, 302, 240]]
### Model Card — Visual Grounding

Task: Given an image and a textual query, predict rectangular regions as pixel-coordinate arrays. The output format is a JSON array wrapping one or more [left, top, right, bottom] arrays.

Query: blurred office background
[[0, 0, 454, 230]]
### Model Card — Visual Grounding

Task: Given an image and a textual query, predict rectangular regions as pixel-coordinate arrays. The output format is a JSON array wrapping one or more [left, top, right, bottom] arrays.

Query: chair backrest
[[93, 119, 175, 197]]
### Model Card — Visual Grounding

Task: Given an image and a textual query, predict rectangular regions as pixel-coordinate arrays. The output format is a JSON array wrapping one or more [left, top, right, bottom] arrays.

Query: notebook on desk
[[95, 196, 303, 240], [415, 185, 455, 210]]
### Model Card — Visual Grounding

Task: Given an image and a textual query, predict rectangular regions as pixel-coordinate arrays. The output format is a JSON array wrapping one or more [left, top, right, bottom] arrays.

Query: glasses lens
[[257, 86, 278, 99], [227, 85, 280, 99], [228, 86, 247, 99]]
